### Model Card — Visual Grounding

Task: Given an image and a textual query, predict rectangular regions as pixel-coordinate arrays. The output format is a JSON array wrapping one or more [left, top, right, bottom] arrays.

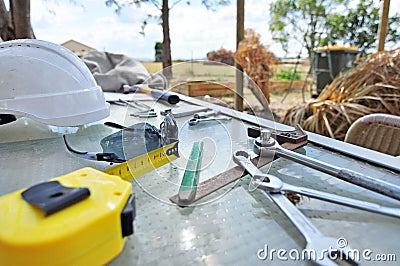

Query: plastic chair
[[344, 113, 400, 156]]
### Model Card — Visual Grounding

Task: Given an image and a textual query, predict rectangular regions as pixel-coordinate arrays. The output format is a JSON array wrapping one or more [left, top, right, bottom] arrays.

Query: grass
[[141, 61, 309, 81], [141, 62, 163, 74], [142, 61, 237, 81]]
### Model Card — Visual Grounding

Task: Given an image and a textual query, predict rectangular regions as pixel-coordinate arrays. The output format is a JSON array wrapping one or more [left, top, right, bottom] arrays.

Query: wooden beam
[[377, 0, 390, 52], [235, 0, 244, 111]]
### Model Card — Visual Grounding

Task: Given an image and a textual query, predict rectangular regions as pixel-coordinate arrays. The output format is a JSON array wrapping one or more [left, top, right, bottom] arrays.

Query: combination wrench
[[233, 150, 361, 265], [234, 151, 400, 218], [253, 129, 400, 201]]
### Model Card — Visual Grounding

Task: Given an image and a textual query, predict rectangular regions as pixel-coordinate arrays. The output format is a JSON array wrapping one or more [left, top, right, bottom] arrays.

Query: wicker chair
[[344, 113, 400, 156]]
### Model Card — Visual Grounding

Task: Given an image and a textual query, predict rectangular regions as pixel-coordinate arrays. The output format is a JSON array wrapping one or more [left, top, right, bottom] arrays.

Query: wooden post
[[162, 0, 173, 79], [235, 0, 244, 112], [377, 0, 390, 52]]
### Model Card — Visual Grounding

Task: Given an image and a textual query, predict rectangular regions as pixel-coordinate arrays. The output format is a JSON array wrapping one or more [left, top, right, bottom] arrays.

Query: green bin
[[314, 46, 359, 95]]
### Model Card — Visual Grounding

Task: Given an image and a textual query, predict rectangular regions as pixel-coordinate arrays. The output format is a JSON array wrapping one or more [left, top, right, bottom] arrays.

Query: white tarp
[[82, 51, 166, 92]]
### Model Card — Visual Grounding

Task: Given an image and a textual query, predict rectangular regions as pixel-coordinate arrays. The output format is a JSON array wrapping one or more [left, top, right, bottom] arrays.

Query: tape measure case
[[0, 167, 134, 266]]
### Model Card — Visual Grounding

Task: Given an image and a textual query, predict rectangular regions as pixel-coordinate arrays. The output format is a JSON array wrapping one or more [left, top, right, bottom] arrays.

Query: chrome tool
[[188, 116, 232, 126], [233, 150, 360, 266], [253, 129, 400, 201], [234, 150, 400, 218]]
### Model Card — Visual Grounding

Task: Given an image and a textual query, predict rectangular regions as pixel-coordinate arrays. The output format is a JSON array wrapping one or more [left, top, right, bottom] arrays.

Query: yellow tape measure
[[0, 168, 134, 266], [103, 141, 179, 181], [0, 141, 179, 266]]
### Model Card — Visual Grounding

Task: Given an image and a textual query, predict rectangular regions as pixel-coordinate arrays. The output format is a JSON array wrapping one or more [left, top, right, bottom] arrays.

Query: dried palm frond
[[234, 29, 278, 103], [283, 48, 400, 140]]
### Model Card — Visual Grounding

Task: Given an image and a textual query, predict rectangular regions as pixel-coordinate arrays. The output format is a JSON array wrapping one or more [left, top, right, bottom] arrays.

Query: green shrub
[[275, 68, 301, 80]]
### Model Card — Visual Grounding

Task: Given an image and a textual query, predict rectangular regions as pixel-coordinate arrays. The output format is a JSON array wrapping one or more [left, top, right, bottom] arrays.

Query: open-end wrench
[[234, 151, 400, 218], [233, 150, 360, 266], [188, 116, 232, 126], [130, 112, 158, 118], [193, 109, 220, 119], [118, 98, 154, 113], [253, 129, 400, 201]]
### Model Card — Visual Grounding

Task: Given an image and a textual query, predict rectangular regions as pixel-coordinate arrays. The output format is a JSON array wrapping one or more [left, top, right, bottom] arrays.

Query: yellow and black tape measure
[[0, 141, 179, 266], [103, 141, 179, 181], [0, 167, 134, 266]]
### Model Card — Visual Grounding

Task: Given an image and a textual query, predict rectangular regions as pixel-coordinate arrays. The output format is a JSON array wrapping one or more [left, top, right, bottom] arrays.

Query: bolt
[[259, 129, 272, 145]]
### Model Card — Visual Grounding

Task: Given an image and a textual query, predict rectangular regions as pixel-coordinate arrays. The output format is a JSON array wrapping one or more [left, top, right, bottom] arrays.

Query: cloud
[[29, 0, 400, 60], [29, 0, 282, 60], [169, 4, 237, 59]]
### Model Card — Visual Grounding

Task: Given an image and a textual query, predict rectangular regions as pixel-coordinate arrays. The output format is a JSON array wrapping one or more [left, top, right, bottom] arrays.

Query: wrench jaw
[[306, 239, 360, 266], [233, 150, 270, 192], [253, 135, 277, 159], [252, 175, 284, 193], [248, 173, 268, 192], [305, 241, 337, 266], [335, 246, 360, 266]]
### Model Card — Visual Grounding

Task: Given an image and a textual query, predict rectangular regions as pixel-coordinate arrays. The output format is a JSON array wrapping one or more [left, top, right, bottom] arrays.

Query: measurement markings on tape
[[104, 141, 179, 181]]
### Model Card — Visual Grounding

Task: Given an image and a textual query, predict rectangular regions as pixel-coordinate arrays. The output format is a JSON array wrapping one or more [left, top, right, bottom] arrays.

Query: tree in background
[[269, 0, 349, 58], [324, 0, 400, 55], [106, 0, 229, 79], [270, 0, 400, 58], [0, 0, 35, 41]]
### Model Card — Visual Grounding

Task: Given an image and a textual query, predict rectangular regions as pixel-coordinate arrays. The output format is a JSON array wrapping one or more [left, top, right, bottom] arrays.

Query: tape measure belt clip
[[121, 194, 136, 237], [21, 181, 90, 216]]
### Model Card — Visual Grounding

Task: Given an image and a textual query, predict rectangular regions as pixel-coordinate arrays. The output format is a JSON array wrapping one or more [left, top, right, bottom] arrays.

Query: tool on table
[[64, 114, 179, 181], [252, 129, 400, 201], [108, 98, 156, 117], [118, 98, 153, 112], [123, 85, 180, 105], [178, 141, 204, 205], [170, 125, 308, 205], [0, 168, 135, 266], [160, 109, 172, 116], [248, 124, 307, 144], [234, 151, 400, 218], [189, 109, 232, 126], [233, 151, 359, 266], [193, 109, 220, 119], [170, 107, 209, 118], [130, 112, 158, 118], [188, 116, 232, 126], [112, 98, 157, 118]]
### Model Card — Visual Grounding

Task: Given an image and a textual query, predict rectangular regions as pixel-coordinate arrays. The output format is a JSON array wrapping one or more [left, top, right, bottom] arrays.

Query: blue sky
[[25, 0, 400, 60]]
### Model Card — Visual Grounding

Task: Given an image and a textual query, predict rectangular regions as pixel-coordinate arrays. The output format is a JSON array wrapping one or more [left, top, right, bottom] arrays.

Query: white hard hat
[[0, 39, 109, 126]]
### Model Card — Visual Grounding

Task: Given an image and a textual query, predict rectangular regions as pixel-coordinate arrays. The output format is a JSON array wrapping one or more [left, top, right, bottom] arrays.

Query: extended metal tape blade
[[103, 141, 179, 181]]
